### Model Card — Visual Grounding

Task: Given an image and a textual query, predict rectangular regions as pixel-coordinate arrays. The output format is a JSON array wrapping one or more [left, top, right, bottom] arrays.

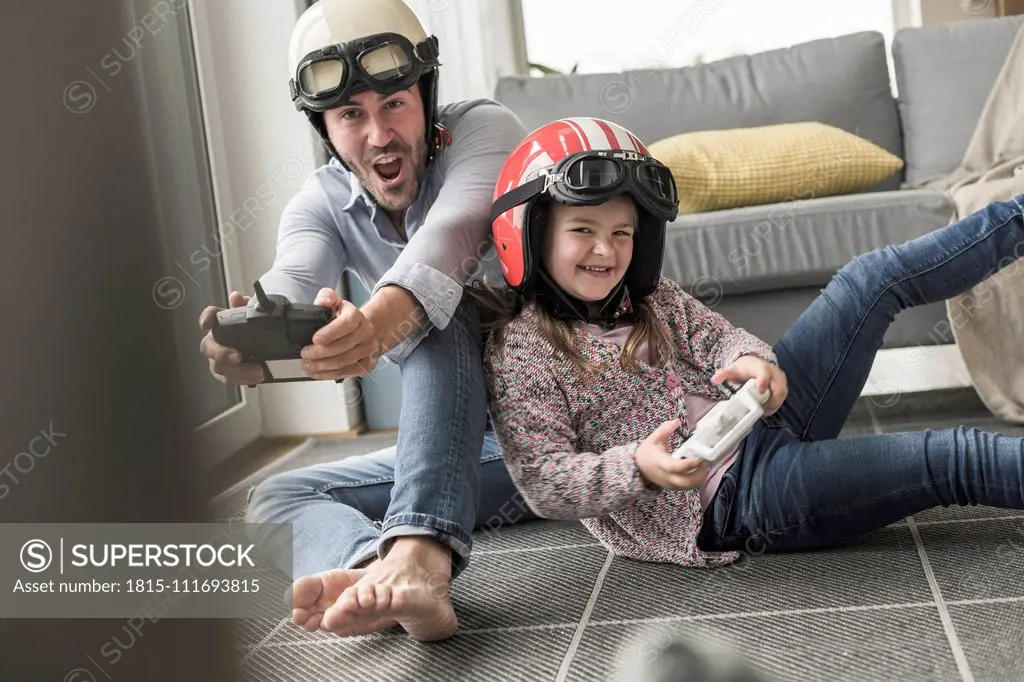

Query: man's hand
[[300, 288, 381, 380], [711, 355, 788, 416], [198, 291, 266, 386], [635, 418, 710, 491], [360, 284, 427, 355]]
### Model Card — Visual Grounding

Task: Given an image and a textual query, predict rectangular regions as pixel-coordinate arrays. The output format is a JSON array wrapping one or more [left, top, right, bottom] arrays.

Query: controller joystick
[[211, 279, 335, 385], [252, 280, 279, 313]]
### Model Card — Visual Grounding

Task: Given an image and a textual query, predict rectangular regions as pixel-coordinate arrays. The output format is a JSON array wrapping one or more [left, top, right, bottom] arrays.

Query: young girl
[[471, 116, 1024, 567]]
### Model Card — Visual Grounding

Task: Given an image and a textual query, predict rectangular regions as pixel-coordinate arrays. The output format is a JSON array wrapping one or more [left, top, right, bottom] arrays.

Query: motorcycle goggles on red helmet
[[489, 149, 679, 225]]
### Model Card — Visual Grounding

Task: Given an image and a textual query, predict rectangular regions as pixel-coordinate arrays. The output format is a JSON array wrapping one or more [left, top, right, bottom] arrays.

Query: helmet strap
[[305, 110, 347, 169], [535, 268, 627, 330], [422, 69, 443, 165]]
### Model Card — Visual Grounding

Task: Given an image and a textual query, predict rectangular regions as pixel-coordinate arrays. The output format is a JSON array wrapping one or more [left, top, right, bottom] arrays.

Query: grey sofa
[[493, 16, 1024, 351]]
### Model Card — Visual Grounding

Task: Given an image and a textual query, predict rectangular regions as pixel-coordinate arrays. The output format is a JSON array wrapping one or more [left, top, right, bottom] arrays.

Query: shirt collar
[[340, 165, 371, 213], [323, 157, 369, 213]]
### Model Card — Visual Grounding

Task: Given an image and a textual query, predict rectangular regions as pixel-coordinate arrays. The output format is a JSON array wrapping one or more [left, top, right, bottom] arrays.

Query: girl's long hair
[[465, 264, 673, 376]]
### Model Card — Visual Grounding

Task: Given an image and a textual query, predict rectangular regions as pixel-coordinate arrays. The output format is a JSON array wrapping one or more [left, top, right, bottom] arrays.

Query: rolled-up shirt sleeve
[[257, 176, 347, 305], [371, 102, 527, 358]]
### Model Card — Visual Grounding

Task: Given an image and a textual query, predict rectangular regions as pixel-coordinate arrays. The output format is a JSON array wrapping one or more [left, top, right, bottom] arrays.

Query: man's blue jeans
[[245, 303, 537, 579], [698, 195, 1024, 554]]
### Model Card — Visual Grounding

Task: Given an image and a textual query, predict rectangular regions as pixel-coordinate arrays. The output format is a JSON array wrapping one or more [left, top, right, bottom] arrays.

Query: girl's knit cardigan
[[484, 276, 778, 567]]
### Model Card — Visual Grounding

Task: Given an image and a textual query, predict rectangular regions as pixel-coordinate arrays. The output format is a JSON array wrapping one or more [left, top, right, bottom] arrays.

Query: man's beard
[[353, 137, 428, 213]]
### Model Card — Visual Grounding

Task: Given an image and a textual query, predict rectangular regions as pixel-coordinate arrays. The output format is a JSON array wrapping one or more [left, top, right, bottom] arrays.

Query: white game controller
[[672, 378, 770, 463]]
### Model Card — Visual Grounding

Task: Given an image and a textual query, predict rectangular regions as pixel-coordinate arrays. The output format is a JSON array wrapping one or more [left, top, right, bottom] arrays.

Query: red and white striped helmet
[[490, 117, 678, 297]]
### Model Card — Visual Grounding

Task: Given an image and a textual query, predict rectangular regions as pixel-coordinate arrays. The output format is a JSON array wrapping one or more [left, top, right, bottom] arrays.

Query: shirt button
[[666, 375, 680, 390]]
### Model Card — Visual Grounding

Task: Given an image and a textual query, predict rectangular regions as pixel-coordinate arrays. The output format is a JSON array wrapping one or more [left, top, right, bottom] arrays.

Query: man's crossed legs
[[244, 306, 536, 640]]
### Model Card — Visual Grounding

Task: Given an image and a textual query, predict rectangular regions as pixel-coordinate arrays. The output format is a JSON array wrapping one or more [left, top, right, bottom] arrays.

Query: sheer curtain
[[412, 0, 529, 103]]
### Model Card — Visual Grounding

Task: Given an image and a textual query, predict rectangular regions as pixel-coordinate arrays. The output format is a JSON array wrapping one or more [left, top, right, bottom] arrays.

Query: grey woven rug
[[212, 390, 1024, 681]]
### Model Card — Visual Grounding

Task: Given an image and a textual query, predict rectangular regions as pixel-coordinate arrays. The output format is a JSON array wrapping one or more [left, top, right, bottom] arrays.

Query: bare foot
[[288, 565, 396, 634], [321, 536, 458, 641]]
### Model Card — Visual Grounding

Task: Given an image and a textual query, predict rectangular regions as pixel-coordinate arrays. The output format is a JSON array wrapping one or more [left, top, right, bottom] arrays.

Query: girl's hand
[[635, 418, 710, 490], [711, 355, 788, 416]]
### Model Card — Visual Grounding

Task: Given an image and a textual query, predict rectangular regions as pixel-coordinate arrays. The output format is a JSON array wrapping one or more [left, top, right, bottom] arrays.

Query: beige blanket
[[914, 24, 1024, 422]]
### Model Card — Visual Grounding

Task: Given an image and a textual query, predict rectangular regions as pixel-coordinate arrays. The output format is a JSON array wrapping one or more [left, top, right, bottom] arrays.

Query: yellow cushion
[[647, 122, 904, 215]]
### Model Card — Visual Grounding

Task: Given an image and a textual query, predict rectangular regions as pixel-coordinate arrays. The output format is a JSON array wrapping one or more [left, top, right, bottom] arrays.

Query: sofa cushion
[[661, 189, 955, 297], [494, 31, 903, 191], [892, 15, 1024, 185], [648, 122, 904, 214]]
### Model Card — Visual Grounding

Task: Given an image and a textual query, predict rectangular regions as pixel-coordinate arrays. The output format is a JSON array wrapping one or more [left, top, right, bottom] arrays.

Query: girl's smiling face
[[542, 195, 637, 302]]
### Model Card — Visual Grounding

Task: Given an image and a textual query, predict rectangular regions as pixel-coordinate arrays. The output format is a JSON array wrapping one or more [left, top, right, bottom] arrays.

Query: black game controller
[[212, 280, 335, 385]]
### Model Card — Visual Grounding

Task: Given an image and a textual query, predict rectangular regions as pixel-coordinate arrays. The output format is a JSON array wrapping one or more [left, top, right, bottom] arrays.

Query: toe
[[374, 584, 393, 611], [320, 604, 343, 632], [356, 583, 377, 609], [338, 585, 362, 612], [321, 601, 361, 635], [320, 586, 398, 637], [289, 575, 324, 609], [319, 585, 361, 631], [292, 607, 323, 632]]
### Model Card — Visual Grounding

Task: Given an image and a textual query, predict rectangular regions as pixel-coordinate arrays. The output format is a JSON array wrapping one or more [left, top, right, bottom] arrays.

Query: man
[[197, 0, 534, 641]]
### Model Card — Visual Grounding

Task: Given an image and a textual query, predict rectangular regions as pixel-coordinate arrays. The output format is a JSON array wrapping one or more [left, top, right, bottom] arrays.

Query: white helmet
[[287, 0, 443, 165]]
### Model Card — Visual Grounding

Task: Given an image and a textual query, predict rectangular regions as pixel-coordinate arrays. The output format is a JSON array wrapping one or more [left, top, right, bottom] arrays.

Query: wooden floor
[[204, 426, 400, 500], [204, 436, 304, 499]]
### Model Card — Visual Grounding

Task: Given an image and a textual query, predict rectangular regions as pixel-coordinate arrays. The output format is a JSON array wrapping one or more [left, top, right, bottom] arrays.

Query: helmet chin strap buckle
[[434, 122, 452, 152], [415, 35, 440, 62], [539, 169, 565, 194], [597, 283, 627, 330]]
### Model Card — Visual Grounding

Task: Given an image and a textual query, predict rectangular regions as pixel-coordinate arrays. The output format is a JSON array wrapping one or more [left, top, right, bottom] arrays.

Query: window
[[133, 0, 263, 458], [521, 0, 899, 82]]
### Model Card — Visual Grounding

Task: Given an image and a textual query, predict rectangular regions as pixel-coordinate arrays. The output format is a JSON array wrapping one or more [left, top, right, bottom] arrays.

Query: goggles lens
[[638, 163, 677, 205], [293, 35, 425, 107], [563, 155, 675, 207], [564, 158, 622, 191], [299, 59, 346, 97], [358, 42, 414, 82]]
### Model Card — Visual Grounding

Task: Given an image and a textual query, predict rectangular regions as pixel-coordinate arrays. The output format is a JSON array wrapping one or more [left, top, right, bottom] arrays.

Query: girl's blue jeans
[[697, 194, 1024, 554]]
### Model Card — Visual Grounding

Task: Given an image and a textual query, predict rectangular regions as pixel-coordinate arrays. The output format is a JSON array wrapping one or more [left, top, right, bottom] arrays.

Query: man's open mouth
[[372, 155, 403, 183]]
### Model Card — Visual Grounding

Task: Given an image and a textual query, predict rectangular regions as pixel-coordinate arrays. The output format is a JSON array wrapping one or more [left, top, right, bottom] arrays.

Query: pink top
[[484, 276, 777, 567], [582, 325, 741, 512]]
